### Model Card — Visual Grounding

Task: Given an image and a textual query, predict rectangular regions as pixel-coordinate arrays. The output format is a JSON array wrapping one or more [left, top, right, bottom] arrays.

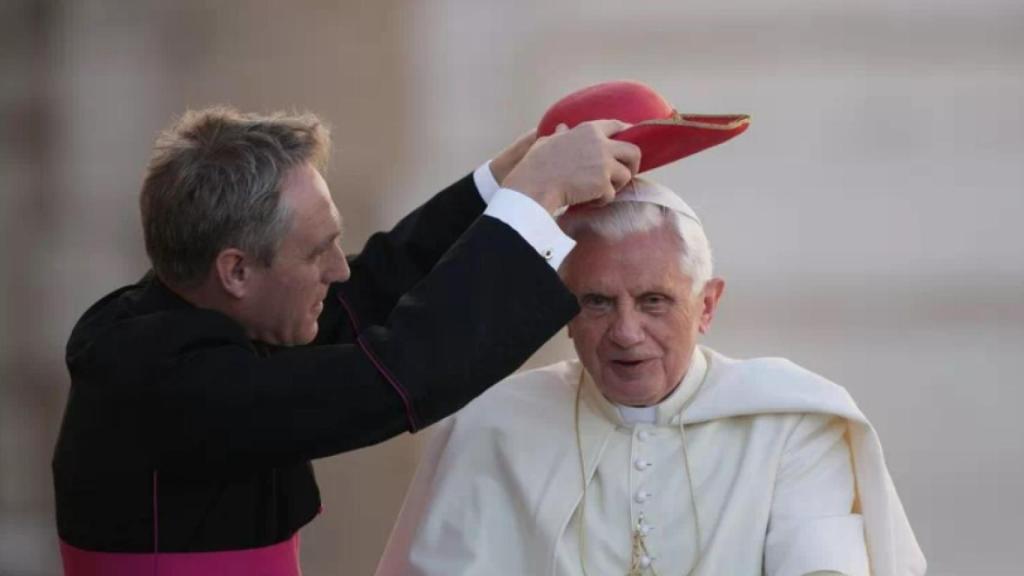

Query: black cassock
[[53, 173, 578, 569]]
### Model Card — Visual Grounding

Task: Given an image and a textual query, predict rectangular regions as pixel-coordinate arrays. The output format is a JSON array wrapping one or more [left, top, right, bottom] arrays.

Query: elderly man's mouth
[[611, 359, 652, 368]]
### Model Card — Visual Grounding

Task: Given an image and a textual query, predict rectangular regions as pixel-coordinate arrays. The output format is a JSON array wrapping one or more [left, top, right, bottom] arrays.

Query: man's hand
[[490, 129, 538, 185], [502, 120, 641, 215]]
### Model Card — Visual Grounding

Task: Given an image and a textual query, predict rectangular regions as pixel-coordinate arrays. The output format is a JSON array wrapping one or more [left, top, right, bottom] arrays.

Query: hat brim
[[614, 114, 750, 173]]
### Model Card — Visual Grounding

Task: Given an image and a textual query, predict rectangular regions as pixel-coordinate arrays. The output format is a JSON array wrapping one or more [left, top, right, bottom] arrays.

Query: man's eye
[[309, 246, 332, 262], [580, 295, 612, 310], [640, 294, 671, 311]]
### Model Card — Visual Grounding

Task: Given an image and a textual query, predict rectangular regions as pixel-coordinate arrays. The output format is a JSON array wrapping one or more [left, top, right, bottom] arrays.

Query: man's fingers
[[609, 162, 634, 193], [586, 119, 633, 137], [515, 128, 538, 147], [506, 118, 641, 212], [609, 140, 642, 177]]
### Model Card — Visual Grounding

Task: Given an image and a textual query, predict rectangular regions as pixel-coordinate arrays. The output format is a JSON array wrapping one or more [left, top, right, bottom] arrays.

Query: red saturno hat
[[537, 80, 750, 173]]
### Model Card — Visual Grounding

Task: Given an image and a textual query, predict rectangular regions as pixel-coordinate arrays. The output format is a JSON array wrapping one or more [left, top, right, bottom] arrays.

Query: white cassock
[[375, 347, 926, 576]]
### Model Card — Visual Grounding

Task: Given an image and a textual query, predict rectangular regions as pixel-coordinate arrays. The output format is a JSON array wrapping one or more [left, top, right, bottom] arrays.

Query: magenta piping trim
[[152, 470, 159, 574], [59, 534, 301, 576], [335, 293, 421, 432]]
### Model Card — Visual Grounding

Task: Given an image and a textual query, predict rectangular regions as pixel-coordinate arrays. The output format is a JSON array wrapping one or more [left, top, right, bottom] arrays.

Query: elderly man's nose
[[609, 310, 645, 347]]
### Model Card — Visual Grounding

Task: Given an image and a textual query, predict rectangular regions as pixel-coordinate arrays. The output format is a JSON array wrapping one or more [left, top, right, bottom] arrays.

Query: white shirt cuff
[[483, 188, 575, 271], [473, 161, 501, 205]]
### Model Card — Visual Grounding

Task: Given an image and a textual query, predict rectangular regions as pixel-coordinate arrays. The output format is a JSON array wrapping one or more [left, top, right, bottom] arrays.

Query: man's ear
[[213, 248, 251, 299], [698, 278, 725, 334]]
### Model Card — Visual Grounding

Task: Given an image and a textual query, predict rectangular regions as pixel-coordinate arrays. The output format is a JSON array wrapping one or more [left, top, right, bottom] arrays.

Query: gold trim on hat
[[636, 111, 751, 131]]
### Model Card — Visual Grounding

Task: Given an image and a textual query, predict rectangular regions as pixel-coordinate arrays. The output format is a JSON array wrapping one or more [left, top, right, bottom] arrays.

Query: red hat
[[537, 80, 750, 173]]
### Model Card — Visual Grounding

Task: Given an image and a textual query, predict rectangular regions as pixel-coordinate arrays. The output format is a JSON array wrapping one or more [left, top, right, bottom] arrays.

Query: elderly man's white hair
[[557, 177, 713, 295]]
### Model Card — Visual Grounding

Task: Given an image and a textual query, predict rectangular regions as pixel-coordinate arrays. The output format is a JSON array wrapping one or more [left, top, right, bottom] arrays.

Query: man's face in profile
[[244, 163, 350, 346], [563, 223, 714, 406]]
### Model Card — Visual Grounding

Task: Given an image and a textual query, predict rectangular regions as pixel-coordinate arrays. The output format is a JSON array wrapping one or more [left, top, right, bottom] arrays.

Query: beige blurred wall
[[1, 1, 1022, 575]]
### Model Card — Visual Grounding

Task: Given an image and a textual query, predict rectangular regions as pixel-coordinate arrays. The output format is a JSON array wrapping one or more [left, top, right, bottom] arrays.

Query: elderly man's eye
[[640, 294, 671, 311], [580, 294, 613, 310]]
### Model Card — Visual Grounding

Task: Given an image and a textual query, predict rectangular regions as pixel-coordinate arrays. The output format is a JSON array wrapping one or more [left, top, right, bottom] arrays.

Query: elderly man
[[52, 106, 640, 573], [376, 178, 925, 576]]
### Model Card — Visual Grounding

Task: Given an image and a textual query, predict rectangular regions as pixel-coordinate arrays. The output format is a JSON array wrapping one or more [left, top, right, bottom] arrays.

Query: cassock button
[[635, 490, 651, 503], [639, 555, 653, 568], [634, 458, 652, 471], [637, 430, 651, 442]]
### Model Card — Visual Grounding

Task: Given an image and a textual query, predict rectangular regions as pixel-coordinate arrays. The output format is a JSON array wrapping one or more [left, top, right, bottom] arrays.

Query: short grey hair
[[557, 182, 713, 295], [139, 106, 331, 287]]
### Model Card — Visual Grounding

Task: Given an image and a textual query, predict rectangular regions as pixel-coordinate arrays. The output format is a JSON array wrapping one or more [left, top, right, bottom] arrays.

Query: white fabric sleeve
[[472, 161, 501, 205], [375, 419, 458, 576], [765, 414, 869, 576], [376, 415, 522, 575], [483, 188, 575, 271]]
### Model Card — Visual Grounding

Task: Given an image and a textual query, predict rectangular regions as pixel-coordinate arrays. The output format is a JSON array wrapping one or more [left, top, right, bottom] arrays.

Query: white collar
[[617, 404, 656, 425]]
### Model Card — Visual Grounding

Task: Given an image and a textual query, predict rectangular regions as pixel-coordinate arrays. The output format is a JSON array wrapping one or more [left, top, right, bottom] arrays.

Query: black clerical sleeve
[[151, 216, 575, 469]]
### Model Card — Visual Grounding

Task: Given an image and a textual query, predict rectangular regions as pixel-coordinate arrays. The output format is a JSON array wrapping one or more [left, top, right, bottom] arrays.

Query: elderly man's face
[[563, 223, 723, 407]]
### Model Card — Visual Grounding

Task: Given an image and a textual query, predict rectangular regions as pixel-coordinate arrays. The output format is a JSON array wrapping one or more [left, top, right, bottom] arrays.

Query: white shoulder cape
[[376, 347, 925, 576]]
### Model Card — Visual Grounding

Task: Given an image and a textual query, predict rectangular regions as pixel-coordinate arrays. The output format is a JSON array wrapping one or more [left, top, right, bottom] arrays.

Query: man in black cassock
[[52, 106, 639, 574]]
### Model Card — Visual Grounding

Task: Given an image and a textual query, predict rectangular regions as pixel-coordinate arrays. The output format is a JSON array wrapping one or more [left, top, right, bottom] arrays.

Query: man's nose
[[608, 307, 646, 347], [325, 248, 351, 284]]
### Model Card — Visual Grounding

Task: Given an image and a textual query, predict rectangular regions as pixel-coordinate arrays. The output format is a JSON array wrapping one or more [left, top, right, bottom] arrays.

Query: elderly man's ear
[[698, 278, 725, 334]]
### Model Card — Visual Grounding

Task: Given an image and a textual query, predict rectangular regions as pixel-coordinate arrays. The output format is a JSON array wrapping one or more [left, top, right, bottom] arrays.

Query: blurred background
[[1, 0, 1021, 574]]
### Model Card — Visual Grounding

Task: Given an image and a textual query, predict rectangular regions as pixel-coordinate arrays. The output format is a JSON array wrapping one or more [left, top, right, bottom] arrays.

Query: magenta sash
[[59, 533, 302, 576]]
